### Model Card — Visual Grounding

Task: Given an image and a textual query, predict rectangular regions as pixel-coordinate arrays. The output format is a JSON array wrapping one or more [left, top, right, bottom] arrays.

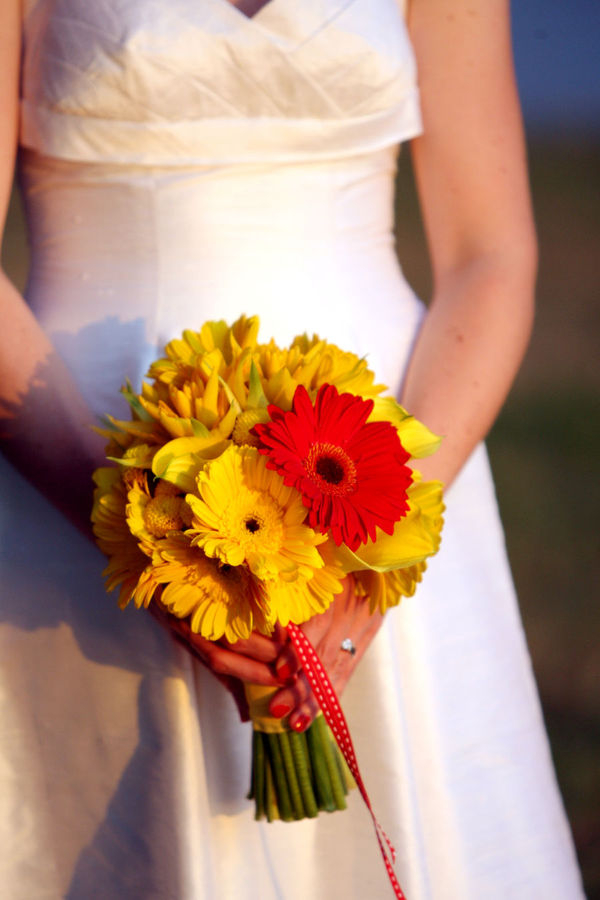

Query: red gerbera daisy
[[254, 383, 413, 551]]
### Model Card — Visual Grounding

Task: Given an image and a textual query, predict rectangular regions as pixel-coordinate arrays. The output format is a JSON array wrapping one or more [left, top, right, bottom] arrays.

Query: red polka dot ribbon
[[287, 622, 406, 900]]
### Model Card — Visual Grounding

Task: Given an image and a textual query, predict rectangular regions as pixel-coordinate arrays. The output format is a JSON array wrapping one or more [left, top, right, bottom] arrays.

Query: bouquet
[[91, 316, 444, 829]]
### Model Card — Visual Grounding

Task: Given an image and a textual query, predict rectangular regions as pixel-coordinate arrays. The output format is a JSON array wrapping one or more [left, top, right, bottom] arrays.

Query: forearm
[[401, 0, 537, 489], [400, 250, 535, 487], [0, 271, 105, 536]]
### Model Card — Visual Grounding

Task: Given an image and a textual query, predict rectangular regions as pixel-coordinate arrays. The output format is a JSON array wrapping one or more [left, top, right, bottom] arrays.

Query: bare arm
[[0, 0, 105, 535], [402, 0, 537, 486]]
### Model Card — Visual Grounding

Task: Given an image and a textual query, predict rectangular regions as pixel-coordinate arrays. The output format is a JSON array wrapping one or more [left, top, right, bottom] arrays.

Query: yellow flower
[[151, 433, 232, 493], [126, 478, 190, 549], [147, 316, 260, 385], [347, 472, 444, 614], [153, 533, 272, 640], [139, 367, 238, 439], [264, 550, 345, 626], [91, 468, 158, 609], [186, 445, 327, 586], [289, 335, 385, 398], [231, 408, 271, 446], [246, 336, 384, 412], [368, 396, 442, 459], [354, 562, 427, 615]]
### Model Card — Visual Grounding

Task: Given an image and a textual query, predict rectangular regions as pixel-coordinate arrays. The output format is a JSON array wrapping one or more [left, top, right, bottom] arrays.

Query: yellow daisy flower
[[153, 533, 272, 641], [186, 445, 327, 586], [264, 551, 345, 626], [91, 468, 157, 609], [231, 408, 271, 446], [126, 478, 191, 551]]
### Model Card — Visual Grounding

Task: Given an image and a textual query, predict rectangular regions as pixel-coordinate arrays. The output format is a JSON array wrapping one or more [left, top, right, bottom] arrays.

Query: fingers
[[272, 640, 302, 684], [218, 631, 284, 665], [288, 695, 319, 732], [268, 670, 319, 732], [150, 601, 283, 686], [267, 577, 383, 730], [290, 578, 384, 710], [269, 669, 310, 716], [150, 578, 384, 735], [197, 639, 282, 685]]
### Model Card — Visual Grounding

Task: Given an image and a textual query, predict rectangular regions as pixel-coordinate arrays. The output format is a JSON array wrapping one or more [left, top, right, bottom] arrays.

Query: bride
[[0, 0, 583, 897]]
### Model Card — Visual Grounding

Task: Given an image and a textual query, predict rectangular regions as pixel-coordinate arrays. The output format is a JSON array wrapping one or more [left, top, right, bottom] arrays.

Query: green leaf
[[120, 379, 154, 422], [247, 360, 269, 409], [190, 419, 210, 437]]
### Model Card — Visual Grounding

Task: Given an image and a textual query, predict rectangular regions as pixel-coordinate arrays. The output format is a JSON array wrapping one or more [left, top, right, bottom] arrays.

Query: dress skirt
[[0, 145, 582, 898]]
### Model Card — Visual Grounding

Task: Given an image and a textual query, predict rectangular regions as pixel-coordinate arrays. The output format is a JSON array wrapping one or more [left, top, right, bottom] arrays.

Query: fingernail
[[291, 714, 311, 733], [277, 663, 292, 681], [276, 663, 298, 687], [270, 702, 292, 719]]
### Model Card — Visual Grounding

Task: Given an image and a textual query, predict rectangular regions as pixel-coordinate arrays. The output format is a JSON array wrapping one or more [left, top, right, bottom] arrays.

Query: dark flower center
[[315, 456, 345, 485], [306, 441, 357, 496], [244, 517, 260, 533]]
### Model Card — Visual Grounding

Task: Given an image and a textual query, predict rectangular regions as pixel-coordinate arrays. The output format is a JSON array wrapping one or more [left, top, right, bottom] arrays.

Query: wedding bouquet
[[92, 315, 444, 825]]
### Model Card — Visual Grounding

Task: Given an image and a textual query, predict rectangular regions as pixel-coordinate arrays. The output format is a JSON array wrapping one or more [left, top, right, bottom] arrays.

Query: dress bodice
[[20, 0, 421, 164], [18, 0, 424, 422]]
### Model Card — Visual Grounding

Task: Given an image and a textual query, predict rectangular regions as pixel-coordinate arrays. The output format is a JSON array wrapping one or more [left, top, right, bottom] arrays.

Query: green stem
[[266, 732, 294, 821], [335, 740, 355, 794], [305, 718, 335, 812], [289, 730, 319, 818], [252, 730, 266, 820], [278, 731, 306, 820], [264, 748, 280, 822], [315, 715, 347, 810]]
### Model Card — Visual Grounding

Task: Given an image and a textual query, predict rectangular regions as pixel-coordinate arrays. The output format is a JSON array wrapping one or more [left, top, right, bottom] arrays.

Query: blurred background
[[2, 1, 598, 895]]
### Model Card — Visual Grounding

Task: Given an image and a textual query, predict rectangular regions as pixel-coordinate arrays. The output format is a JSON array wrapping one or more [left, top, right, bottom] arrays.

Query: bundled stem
[[250, 715, 353, 822]]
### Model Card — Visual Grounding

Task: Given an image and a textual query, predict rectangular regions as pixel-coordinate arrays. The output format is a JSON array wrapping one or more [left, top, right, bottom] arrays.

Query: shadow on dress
[[0, 318, 253, 896]]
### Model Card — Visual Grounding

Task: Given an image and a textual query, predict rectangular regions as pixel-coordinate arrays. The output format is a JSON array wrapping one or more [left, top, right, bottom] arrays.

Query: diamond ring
[[340, 637, 357, 656]]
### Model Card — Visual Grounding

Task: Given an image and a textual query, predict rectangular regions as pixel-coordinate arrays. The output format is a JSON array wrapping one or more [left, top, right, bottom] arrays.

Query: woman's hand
[[268, 577, 384, 732], [149, 600, 292, 721], [150, 576, 383, 730]]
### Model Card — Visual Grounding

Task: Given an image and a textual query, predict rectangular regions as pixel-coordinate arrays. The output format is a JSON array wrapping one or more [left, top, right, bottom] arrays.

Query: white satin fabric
[[1, 1, 582, 898], [20, 0, 421, 164]]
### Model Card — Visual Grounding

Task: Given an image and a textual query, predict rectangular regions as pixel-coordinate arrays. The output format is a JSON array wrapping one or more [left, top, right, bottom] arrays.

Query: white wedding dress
[[0, 1, 583, 897]]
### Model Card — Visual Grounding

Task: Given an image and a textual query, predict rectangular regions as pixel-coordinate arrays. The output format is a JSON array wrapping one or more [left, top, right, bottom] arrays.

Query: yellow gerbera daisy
[[126, 478, 191, 552], [264, 551, 345, 626], [91, 468, 157, 609], [153, 533, 272, 641], [186, 445, 327, 585]]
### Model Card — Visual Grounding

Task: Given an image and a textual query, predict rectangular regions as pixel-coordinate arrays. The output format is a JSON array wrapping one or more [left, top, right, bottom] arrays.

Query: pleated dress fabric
[[0, 1, 583, 897]]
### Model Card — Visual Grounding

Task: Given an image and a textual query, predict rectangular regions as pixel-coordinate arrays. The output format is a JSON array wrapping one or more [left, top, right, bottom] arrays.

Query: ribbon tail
[[287, 622, 407, 900]]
